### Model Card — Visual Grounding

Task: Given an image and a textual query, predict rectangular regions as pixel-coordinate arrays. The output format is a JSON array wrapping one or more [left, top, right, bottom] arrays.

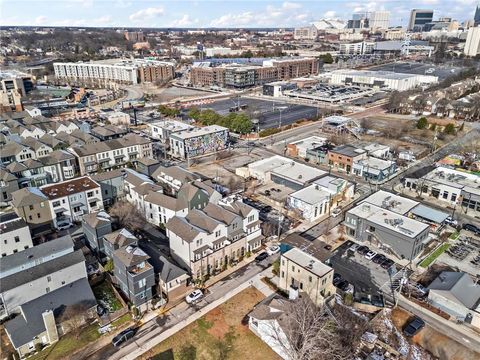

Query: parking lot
[[200, 97, 320, 130], [369, 62, 463, 81], [327, 241, 399, 302], [436, 235, 480, 276], [284, 83, 379, 104]]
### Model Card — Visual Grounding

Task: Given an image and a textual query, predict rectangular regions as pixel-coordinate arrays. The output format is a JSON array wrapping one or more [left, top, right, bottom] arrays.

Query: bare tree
[[59, 302, 92, 339], [266, 296, 367, 360], [108, 200, 146, 232], [359, 117, 373, 132]]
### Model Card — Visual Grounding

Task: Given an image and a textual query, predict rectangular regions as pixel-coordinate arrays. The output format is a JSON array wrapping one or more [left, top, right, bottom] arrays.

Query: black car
[[381, 259, 395, 269], [112, 328, 136, 347], [336, 280, 350, 291], [255, 252, 269, 262], [372, 254, 387, 264], [357, 246, 370, 255], [403, 316, 425, 337], [333, 273, 342, 285], [463, 223, 480, 235]]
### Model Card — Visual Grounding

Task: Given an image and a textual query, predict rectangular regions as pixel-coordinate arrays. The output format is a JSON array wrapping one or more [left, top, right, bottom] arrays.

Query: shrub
[[259, 128, 281, 137], [416, 117, 428, 129]]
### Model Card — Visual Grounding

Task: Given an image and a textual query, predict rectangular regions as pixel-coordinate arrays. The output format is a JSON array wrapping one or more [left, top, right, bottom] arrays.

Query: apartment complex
[[53, 59, 175, 85], [190, 57, 319, 88], [278, 247, 335, 307], [70, 133, 152, 175]]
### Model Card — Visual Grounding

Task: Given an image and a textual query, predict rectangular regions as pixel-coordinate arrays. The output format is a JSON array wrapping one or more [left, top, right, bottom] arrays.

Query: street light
[[277, 106, 287, 129]]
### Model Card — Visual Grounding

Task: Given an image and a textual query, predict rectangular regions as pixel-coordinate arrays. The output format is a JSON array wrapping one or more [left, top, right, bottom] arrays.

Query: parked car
[[337, 280, 350, 292], [112, 328, 136, 347], [324, 244, 333, 251], [186, 289, 203, 304], [403, 316, 425, 337], [57, 219, 73, 230], [349, 243, 360, 252], [409, 282, 429, 296], [331, 208, 342, 218], [381, 259, 395, 269], [372, 254, 387, 264], [333, 274, 342, 286], [463, 223, 480, 235], [267, 245, 280, 255], [365, 251, 377, 260], [357, 246, 370, 255], [264, 190, 271, 196], [255, 252, 269, 262], [444, 216, 458, 226]]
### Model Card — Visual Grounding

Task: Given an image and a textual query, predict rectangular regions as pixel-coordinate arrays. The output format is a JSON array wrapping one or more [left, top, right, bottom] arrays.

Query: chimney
[[42, 310, 59, 344]]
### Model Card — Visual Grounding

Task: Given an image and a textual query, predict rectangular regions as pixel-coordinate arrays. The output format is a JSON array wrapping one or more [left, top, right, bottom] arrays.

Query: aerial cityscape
[[1, 1, 480, 360]]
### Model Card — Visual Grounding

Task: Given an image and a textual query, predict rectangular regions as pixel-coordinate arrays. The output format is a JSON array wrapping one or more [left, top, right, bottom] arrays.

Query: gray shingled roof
[[4, 278, 96, 349], [0, 249, 85, 292], [11, 187, 48, 207], [0, 235, 73, 277], [428, 271, 480, 309]]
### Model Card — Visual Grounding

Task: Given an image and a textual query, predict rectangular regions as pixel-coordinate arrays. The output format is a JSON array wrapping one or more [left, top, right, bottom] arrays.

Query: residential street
[[86, 256, 277, 360], [397, 295, 480, 354]]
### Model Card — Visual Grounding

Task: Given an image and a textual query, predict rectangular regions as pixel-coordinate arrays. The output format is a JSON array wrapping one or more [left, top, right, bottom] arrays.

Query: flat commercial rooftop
[[171, 125, 228, 139], [283, 247, 333, 278], [333, 69, 419, 80], [289, 136, 327, 150], [289, 183, 332, 205], [360, 190, 418, 216], [272, 161, 326, 184]]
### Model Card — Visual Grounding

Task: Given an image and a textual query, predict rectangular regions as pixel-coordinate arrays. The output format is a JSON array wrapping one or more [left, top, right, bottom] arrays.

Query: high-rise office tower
[[408, 9, 434, 31], [464, 26, 480, 57], [474, 3, 480, 26]]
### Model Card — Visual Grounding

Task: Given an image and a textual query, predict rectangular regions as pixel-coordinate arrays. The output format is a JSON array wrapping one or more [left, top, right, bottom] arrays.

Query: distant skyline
[[1, 0, 479, 28]]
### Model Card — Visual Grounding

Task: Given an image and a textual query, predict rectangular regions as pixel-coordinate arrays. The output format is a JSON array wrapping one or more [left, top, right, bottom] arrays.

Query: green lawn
[[111, 313, 132, 327], [27, 323, 101, 360], [420, 243, 450, 268], [93, 281, 123, 312]]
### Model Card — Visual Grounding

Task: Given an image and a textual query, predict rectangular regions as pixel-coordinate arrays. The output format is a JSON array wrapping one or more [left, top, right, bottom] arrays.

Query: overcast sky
[[1, 0, 479, 28]]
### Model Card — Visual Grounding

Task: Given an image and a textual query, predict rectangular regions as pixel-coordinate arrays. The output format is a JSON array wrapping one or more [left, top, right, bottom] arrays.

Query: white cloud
[[282, 2, 302, 10], [324, 10, 337, 18], [169, 14, 198, 27], [210, 2, 309, 27], [114, 0, 132, 8], [129, 6, 165, 23], [93, 15, 112, 25], [34, 16, 48, 25]]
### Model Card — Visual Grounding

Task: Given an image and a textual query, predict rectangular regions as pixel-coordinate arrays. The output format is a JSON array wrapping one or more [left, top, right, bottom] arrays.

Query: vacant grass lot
[[140, 287, 280, 360], [93, 281, 123, 312]]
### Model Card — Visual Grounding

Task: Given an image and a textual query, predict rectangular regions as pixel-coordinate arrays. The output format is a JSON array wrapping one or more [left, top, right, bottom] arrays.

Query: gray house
[[428, 271, 480, 327], [112, 244, 155, 307], [82, 211, 113, 256], [92, 169, 126, 207], [103, 228, 138, 259], [344, 202, 430, 260]]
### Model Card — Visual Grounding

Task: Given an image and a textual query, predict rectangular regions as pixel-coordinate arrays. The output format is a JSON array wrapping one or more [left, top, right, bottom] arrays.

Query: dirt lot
[[392, 307, 480, 360], [139, 287, 280, 360]]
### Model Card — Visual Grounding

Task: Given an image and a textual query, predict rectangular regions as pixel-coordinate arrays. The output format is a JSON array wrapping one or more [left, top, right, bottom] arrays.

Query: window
[[40, 202, 45, 208], [138, 278, 146, 287], [73, 206, 81, 213], [87, 191, 94, 198], [281, 271, 285, 278], [292, 265, 295, 272], [451, 194, 457, 202], [28, 215, 32, 221], [24, 245, 29, 249], [248, 215, 255, 222], [1, 253, 6, 257], [215, 230, 221, 237], [52, 201, 61, 207], [37, 213, 41, 219], [14, 236, 20, 243], [47, 276, 51, 282], [443, 191, 449, 199], [29, 205, 34, 210], [3, 239, 7, 244], [13, 249, 18, 253], [368, 226, 375, 232], [309, 276, 313, 283], [46, 287, 50, 293]]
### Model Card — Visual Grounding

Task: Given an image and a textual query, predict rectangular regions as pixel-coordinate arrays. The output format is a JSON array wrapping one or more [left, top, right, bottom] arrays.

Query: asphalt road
[[88, 255, 277, 360]]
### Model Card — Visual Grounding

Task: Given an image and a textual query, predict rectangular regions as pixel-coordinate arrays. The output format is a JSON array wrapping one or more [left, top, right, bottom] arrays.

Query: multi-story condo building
[[70, 133, 152, 175], [190, 57, 319, 88], [151, 165, 201, 194], [278, 247, 335, 307], [464, 26, 480, 57], [344, 197, 430, 260], [1, 235, 95, 357], [53, 59, 175, 85], [112, 244, 156, 307], [169, 125, 229, 159], [0, 168, 19, 204], [339, 41, 375, 55], [166, 197, 262, 279], [0, 212, 33, 257], [38, 150, 77, 183], [82, 211, 113, 256], [40, 176, 103, 226]]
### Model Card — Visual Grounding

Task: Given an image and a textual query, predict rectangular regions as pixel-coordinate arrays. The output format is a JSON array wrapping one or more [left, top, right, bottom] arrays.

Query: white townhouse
[[40, 176, 103, 226]]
